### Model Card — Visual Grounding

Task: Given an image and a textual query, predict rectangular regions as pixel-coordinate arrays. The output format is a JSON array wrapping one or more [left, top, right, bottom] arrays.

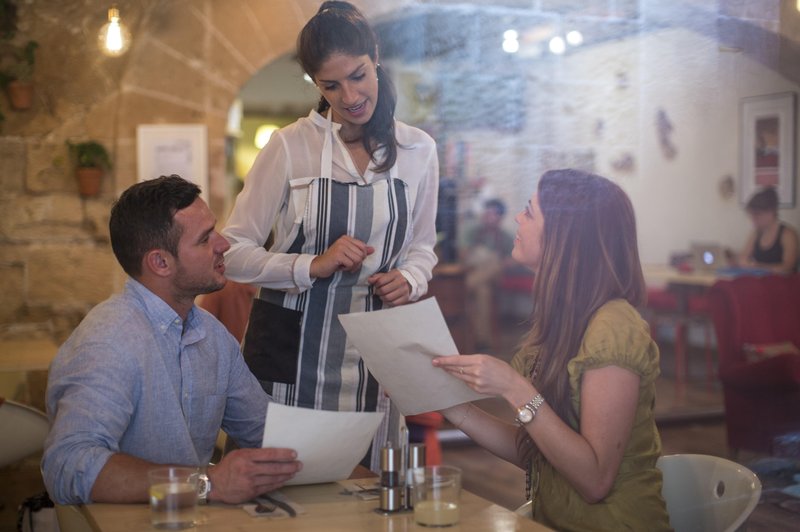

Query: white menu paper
[[261, 403, 384, 485], [338, 297, 489, 416]]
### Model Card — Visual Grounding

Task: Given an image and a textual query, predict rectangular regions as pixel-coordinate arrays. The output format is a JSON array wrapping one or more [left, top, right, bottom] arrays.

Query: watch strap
[[517, 393, 545, 425]]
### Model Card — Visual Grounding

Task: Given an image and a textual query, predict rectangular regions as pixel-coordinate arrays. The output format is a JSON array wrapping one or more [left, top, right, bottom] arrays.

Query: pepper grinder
[[378, 444, 403, 513], [405, 443, 426, 509]]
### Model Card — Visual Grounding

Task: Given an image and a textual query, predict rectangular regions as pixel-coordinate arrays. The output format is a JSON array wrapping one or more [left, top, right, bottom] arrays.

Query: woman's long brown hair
[[523, 169, 646, 426]]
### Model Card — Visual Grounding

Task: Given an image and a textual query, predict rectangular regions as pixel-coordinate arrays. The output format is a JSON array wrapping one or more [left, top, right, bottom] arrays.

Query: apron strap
[[321, 110, 334, 179]]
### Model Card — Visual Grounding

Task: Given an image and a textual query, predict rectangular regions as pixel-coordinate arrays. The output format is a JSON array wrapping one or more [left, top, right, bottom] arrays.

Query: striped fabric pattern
[[258, 176, 410, 469]]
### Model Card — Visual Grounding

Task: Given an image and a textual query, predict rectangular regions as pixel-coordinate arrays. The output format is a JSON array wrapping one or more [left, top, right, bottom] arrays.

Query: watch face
[[197, 475, 209, 497], [517, 407, 533, 424]]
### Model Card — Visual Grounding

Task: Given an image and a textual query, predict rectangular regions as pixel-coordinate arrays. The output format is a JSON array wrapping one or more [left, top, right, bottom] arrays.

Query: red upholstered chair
[[707, 274, 800, 454]]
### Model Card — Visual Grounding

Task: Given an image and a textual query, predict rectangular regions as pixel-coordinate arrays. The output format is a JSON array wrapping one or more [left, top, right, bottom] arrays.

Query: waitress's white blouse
[[223, 110, 439, 301]]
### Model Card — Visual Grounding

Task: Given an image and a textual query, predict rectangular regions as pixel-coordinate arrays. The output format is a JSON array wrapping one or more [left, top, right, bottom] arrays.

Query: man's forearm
[[90, 453, 160, 503]]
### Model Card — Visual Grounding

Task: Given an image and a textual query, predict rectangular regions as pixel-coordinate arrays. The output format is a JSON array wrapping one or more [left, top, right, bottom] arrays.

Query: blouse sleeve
[[395, 136, 440, 301], [567, 302, 660, 389], [222, 131, 316, 292]]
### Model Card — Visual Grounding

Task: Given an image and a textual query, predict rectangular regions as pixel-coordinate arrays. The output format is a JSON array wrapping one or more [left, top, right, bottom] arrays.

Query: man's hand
[[310, 235, 374, 279], [207, 448, 302, 504], [367, 269, 412, 306]]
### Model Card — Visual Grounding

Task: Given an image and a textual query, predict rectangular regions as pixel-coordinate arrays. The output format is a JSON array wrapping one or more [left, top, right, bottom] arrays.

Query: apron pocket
[[242, 299, 302, 384]]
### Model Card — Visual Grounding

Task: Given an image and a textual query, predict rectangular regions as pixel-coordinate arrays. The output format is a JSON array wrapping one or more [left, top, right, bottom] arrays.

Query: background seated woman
[[433, 169, 671, 530], [737, 187, 798, 274]]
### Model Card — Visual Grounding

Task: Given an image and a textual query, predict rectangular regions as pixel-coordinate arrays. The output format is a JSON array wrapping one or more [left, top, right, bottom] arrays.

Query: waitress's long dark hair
[[297, 1, 398, 174]]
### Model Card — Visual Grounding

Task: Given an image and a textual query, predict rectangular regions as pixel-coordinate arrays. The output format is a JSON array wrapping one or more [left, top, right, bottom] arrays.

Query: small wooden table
[[642, 265, 725, 384], [77, 480, 551, 531], [0, 338, 59, 372], [0, 338, 59, 410]]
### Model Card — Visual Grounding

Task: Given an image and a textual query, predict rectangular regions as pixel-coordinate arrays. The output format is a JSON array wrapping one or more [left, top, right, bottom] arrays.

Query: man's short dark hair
[[484, 198, 506, 217], [109, 175, 201, 277]]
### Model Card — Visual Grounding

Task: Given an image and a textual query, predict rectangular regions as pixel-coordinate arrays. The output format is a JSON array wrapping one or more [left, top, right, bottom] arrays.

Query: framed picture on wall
[[137, 124, 208, 202], [739, 92, 797, 207]]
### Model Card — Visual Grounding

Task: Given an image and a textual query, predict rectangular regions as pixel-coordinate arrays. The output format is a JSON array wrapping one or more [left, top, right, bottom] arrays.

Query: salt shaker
[[378, 444, 403, 512]]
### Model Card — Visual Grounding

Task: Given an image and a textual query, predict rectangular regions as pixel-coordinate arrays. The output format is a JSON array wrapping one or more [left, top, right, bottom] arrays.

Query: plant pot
[[5, 80, 34, 110], [76, 167, 104, 198]]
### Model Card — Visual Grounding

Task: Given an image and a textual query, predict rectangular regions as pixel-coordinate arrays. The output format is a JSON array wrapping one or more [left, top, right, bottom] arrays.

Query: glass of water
[[148, 467, 199, 529]]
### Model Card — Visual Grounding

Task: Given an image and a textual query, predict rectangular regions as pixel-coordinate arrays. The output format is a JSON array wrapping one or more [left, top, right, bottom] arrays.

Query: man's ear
[[143, 249, 173, 278]]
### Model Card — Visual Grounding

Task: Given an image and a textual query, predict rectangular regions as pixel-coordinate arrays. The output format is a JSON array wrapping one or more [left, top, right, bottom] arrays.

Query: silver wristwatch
[[197, 473, 211, 503], [515, 394, 545, 425]]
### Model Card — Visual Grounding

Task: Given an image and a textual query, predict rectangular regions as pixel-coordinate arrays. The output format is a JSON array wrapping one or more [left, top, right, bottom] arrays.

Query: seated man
[[42, 175, 302, 504]]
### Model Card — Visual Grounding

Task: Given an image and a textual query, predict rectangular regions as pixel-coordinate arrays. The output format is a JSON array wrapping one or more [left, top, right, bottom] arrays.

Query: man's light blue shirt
[[42, 279, 269, 504]]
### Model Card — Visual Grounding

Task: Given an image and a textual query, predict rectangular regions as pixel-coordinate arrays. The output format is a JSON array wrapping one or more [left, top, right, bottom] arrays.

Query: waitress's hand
[[433, 354, 534, 404], [368, 269, 412, 306], [310, 236, 374, 278]]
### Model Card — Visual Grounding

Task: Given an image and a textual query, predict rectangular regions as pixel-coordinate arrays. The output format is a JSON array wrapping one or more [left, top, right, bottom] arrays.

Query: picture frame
[[136, 124, 208, 202], [739, 92, 797, 207]]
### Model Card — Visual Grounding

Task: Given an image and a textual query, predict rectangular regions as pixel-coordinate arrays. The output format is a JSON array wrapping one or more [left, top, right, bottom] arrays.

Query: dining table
[[642, 264, 726, 385], [75, 478, 551, 531]]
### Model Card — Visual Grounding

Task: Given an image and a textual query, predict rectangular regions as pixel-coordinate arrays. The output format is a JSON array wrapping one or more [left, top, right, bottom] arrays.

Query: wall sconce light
[[566, 30, 583, 47], [502, 29, 520, 54], [255, 124, 280, 149], [98, 6, 131, 57], [548, 36, 566, 55]]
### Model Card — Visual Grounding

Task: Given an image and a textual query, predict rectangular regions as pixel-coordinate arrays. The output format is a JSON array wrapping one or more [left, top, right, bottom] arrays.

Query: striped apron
[[242, 111, 410, 470]]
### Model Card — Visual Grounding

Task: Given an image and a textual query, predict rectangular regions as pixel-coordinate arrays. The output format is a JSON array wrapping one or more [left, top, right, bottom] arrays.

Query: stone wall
[[0, 0, 405, 344], [1, 0, 797, 345]]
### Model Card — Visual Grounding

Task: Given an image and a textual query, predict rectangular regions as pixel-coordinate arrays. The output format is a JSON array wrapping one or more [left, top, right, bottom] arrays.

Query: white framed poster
[[739, 92, 796, 207], [136, 124, 208, 202]]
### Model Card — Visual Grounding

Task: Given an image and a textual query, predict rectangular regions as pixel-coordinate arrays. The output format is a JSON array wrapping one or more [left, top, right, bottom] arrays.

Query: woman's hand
[[368, 269, 411, 306], [310, 235, 374, 278], [432, 354, 534, 406]]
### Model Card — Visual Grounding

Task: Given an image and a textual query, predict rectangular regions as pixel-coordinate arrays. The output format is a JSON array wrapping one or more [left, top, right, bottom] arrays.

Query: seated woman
[[738, 187, 799, 274], [433, 169, 671, 530]]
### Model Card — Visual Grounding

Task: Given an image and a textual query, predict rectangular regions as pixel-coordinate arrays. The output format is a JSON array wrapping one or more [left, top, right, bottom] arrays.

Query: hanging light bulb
[[98, 6, 131, 57]]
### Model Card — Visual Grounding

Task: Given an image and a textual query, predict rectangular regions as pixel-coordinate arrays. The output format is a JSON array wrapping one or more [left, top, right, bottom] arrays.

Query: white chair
[[657, 453, 761, 532], [513, 454, 760, 531], [0, 398, 49, 467]]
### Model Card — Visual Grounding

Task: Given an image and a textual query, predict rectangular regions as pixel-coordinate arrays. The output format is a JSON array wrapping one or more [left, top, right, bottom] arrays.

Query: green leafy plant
[[0, 39, 37, 87], [67, 140, 113, 170]]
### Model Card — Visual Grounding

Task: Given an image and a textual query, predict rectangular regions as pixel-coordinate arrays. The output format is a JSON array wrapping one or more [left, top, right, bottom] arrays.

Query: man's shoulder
[[53, 293, 152, 366]]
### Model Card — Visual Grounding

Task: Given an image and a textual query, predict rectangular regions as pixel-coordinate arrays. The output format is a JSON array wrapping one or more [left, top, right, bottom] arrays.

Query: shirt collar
[[309, 109, 340, 130], [124, 278, 203, 341]]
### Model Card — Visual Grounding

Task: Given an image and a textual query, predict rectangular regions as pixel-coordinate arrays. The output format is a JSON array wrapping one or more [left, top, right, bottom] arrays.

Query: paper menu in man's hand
[[262, 403, 384, 486], [338, 297, 489, 416]]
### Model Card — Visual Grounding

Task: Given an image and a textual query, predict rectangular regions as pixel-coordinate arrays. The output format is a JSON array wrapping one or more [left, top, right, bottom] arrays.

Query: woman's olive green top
[[511, 299, 672, 531]]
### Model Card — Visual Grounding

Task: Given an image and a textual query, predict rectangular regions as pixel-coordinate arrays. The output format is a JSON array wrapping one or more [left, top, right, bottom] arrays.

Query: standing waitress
[[222, 1, 439, 470]]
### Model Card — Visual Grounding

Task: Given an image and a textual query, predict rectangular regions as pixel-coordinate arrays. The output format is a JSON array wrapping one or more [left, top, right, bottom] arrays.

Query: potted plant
[[67, 140, 113, 198], [0, 39, 38, 109]]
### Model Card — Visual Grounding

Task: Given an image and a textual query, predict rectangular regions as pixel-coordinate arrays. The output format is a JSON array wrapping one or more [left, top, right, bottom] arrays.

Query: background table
[[642, 265, 723, 385], [78, 480, 551, 531]]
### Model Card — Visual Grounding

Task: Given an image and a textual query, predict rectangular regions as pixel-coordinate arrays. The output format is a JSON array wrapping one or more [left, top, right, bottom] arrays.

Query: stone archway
[[112, 0, 409, 215], [0, 0, 410, 342]]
